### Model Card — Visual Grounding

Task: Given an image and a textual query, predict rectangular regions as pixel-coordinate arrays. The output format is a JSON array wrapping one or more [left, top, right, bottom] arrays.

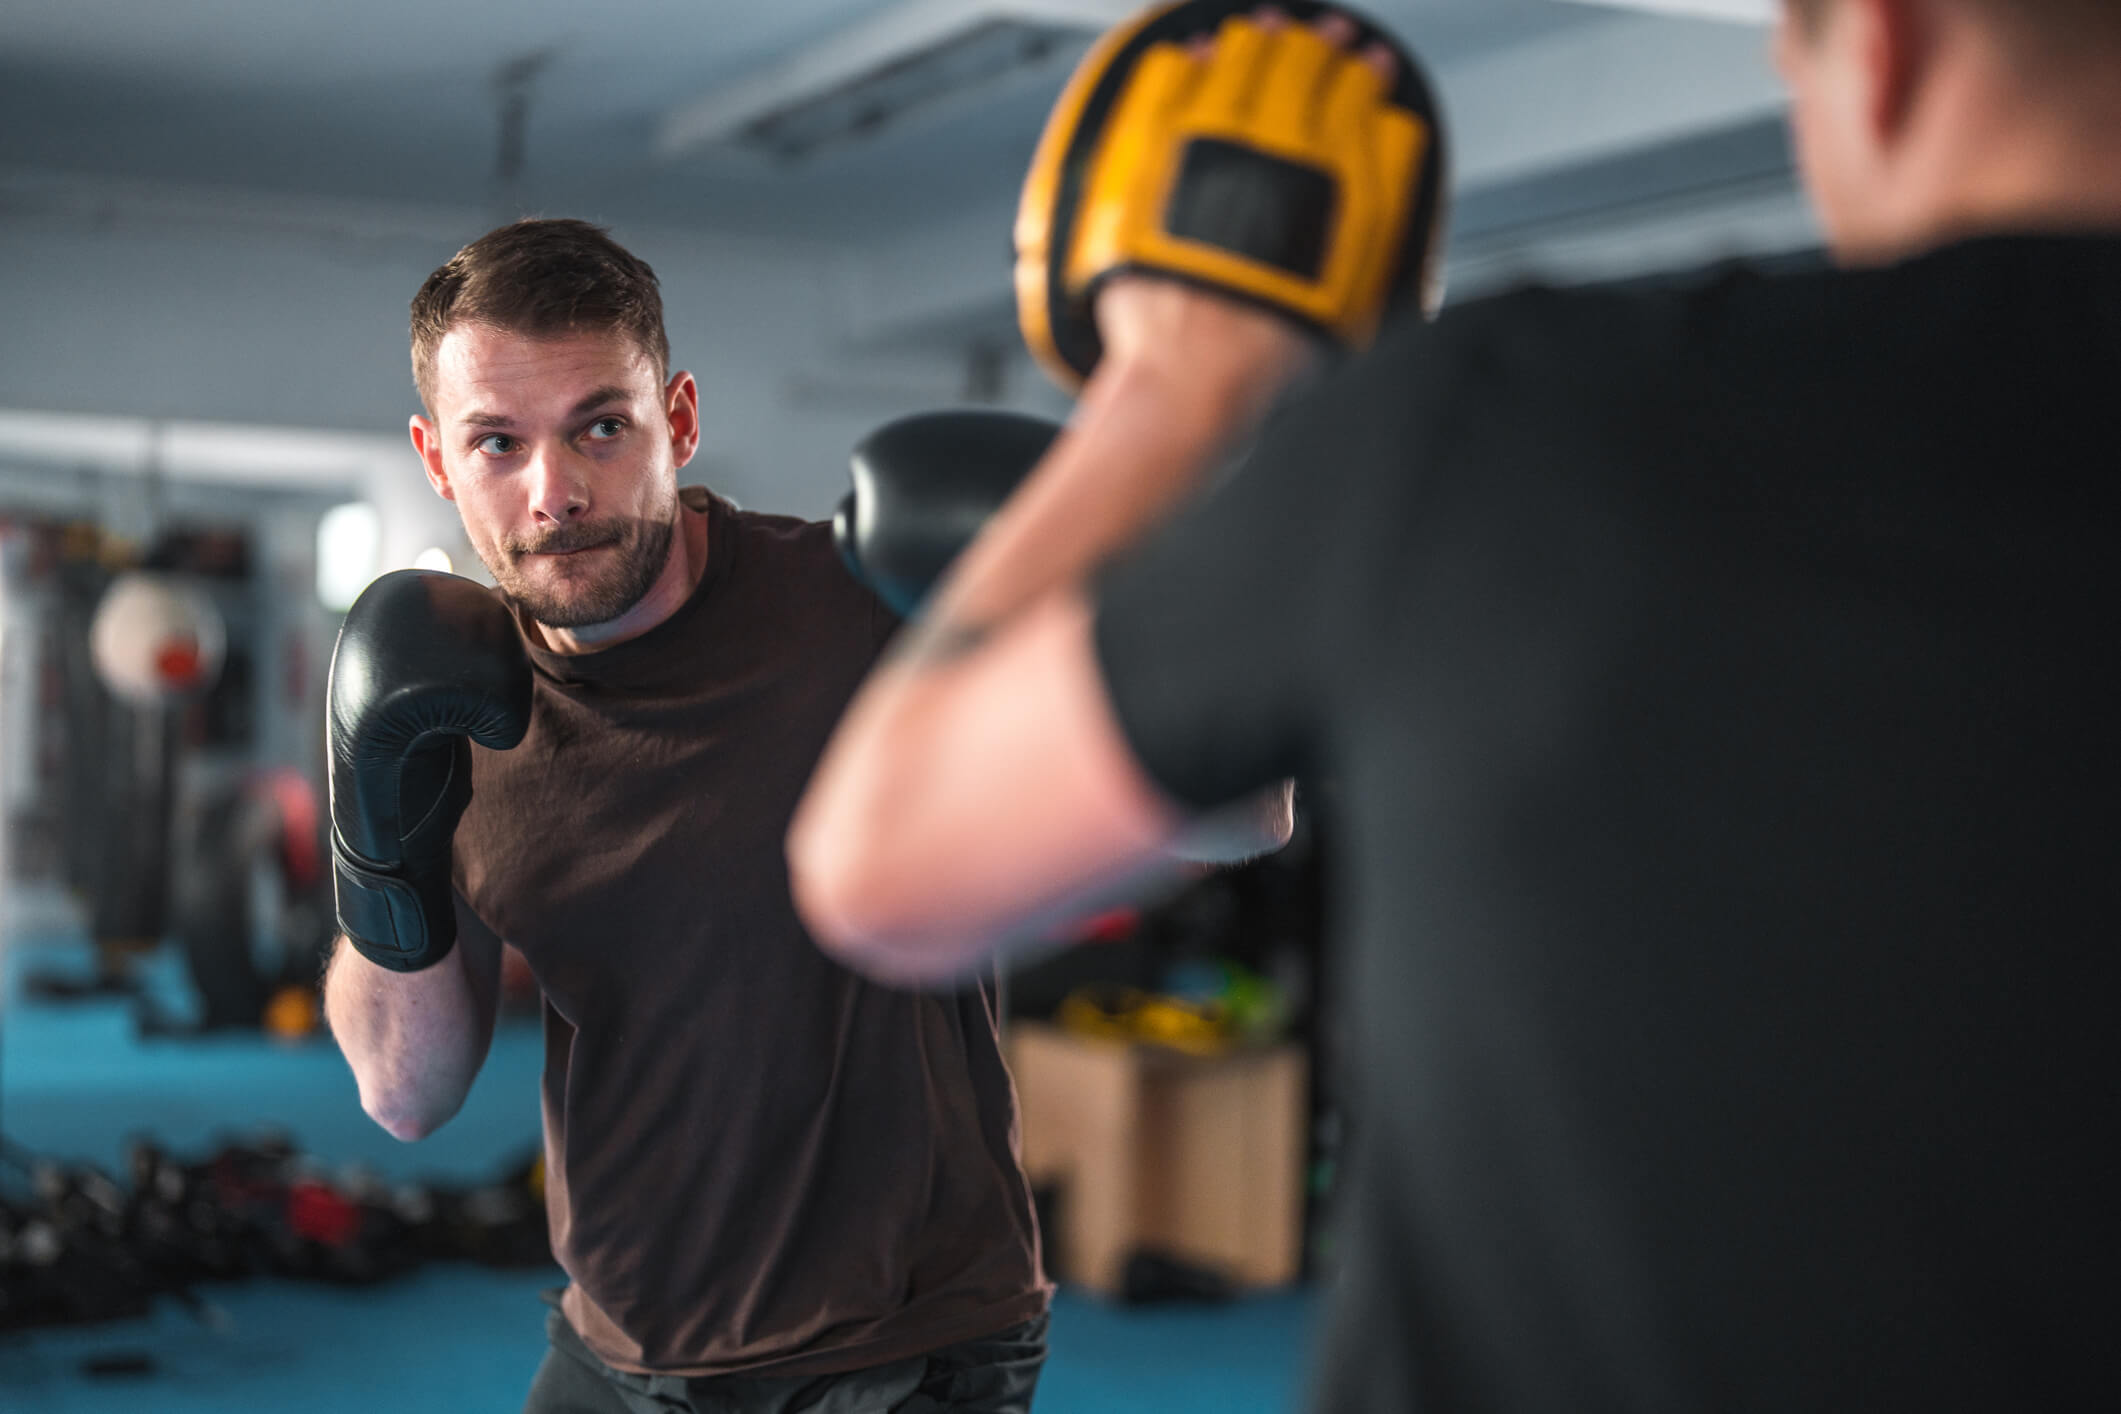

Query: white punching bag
[[88, 571, 227, 708]]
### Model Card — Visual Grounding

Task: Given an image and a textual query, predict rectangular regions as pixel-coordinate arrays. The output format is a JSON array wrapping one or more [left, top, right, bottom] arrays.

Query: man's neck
[[1859, 50, 2121, 263], [535, 501, 711, 654]]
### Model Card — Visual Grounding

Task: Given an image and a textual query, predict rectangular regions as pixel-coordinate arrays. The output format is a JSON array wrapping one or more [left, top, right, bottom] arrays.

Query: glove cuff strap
[[332, 831, 455, 973]]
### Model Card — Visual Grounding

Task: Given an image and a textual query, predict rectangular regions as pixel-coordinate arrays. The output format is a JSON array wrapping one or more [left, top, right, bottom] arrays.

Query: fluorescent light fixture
[[1556, 0, 1776, 23], [657, 0, 1136, 161], [413, 546, 454, 575], [317, 502, 381, 613], [735, 17, 1086, 162]]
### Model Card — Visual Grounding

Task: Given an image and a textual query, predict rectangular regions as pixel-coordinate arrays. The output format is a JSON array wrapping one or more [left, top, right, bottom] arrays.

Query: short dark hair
[[410, 218, 671, 411], [1786, 0, 2121, 47]]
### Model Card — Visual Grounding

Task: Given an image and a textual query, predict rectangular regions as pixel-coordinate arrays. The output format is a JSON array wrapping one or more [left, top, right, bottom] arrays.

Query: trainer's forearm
[[907, 358, 1298, 864], [922, 353, 1281, 635], [323, 935, 497, 1142]]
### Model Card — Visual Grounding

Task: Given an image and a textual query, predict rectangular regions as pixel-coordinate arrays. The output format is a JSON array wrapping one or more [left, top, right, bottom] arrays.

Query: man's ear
[[665, 370, 702, 472], [410, 414, 455, 502], [1861, 0, 1932, 145]]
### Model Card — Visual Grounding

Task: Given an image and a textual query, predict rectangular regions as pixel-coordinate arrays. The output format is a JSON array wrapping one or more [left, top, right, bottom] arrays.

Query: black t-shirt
[[1095, 234, 2121, 1411], [453, 488, 1047, 1378]]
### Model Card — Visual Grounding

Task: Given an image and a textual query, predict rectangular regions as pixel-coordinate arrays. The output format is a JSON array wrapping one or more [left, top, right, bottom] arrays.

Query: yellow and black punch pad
[[1015, 0, 1448, 392]]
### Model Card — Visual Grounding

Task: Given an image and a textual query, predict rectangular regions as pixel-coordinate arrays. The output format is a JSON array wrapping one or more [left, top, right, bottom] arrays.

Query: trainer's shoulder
[[1406, 255, 1855, 420], [1435, 265, 1745, 372]]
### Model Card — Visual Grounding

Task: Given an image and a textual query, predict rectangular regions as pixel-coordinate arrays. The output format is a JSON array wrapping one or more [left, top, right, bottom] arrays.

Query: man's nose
[[527, 445, 590, 524]]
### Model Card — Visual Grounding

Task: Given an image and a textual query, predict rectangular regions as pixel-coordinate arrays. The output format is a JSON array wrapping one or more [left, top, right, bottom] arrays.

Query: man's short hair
[[410, 218, 671, 411], [1786, 0, 2121, 47]]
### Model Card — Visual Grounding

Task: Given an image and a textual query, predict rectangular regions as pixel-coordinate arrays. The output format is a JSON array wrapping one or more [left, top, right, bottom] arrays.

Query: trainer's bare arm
[[791, 589, 1180, 984], [323, 895, 504, 1141]]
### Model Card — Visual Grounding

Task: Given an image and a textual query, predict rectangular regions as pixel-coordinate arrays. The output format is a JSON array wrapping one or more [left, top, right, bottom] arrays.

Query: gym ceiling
[[1, 0, 1794, 256]]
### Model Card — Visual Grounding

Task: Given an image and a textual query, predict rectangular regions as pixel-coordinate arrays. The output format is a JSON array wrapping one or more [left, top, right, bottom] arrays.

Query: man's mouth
[[522, 536, 617, 559]]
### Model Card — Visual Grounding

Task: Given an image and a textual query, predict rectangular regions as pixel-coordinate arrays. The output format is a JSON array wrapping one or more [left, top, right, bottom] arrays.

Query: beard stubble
[[487, 505, 678, 630]]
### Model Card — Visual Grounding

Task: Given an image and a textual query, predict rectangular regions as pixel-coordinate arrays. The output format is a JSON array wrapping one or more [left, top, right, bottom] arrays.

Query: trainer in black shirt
[[794, 2, 2121, 1410]]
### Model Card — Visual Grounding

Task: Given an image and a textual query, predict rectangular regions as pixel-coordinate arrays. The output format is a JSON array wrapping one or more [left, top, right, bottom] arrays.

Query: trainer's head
[[408, 218, 698, 631], [1776, 0, 2121, 264]]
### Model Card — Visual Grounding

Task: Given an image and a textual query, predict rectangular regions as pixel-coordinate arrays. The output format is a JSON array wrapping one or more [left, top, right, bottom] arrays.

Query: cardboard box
[[1007, 1020, 1308, 1295]]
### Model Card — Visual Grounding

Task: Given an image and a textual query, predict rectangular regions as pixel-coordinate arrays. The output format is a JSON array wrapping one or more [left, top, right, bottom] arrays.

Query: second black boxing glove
[[834, 408, 1063, 617], [328, 570, 533, 973]]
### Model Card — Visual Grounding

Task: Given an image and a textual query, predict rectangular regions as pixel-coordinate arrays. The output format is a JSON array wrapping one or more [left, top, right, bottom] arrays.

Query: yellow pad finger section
[[1250, 24, 1344, 143], [1300, 100, 1421, 344], [1345, 111, 1428, 343], [1319, 47, 1389, 142], [1190, 15, 1276, 122]]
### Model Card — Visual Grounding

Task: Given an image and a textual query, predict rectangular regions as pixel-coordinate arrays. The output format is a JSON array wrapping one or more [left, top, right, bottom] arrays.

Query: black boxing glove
[[328, 570, 532, 973], [833, 409, 1063, 617]]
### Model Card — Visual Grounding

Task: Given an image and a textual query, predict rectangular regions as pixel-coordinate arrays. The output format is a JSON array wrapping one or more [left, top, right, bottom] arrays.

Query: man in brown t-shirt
[[321, 218, 1049, 1413]]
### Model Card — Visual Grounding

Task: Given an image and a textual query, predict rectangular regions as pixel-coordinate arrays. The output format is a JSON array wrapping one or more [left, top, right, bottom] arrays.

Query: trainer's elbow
[[788, 811, 969, 984], [789, 812, 894, 954]]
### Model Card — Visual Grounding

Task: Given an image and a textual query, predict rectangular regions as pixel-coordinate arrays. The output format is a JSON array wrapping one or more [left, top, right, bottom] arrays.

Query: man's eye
[[586, 417, 625, 441], [476, 434, 518, 456]]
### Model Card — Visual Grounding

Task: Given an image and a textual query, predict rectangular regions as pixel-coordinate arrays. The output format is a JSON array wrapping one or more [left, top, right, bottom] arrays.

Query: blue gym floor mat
[[1, 937, 1315, 1412]]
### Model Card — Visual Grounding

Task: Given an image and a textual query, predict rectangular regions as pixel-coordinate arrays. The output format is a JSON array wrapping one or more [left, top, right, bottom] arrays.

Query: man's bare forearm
[[322, 927, 500, 1142]]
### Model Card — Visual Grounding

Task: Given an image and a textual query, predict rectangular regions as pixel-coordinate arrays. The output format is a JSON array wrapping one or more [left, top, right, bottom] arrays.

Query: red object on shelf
[[1074, 908, 1141, 944], [253, 765, 323, 889], [286, 1180, 362, 1248]]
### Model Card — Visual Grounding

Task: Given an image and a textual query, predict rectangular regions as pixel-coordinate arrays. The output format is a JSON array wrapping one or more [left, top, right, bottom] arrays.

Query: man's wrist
[[1088, 272, 1319, 433], [1092, 328, 1313, 437]]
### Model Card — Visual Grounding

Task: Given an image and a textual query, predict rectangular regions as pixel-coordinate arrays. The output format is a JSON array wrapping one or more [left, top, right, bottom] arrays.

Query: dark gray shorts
[[522, 1299, 1047, 1414]]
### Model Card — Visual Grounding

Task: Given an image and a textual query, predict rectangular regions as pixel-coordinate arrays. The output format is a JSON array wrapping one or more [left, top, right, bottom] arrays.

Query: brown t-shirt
[[452, 487, 1048, 1378]]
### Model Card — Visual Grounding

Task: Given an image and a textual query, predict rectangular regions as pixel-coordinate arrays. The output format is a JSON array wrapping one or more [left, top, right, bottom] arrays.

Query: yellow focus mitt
[[1016, 0, 1448, 393]]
